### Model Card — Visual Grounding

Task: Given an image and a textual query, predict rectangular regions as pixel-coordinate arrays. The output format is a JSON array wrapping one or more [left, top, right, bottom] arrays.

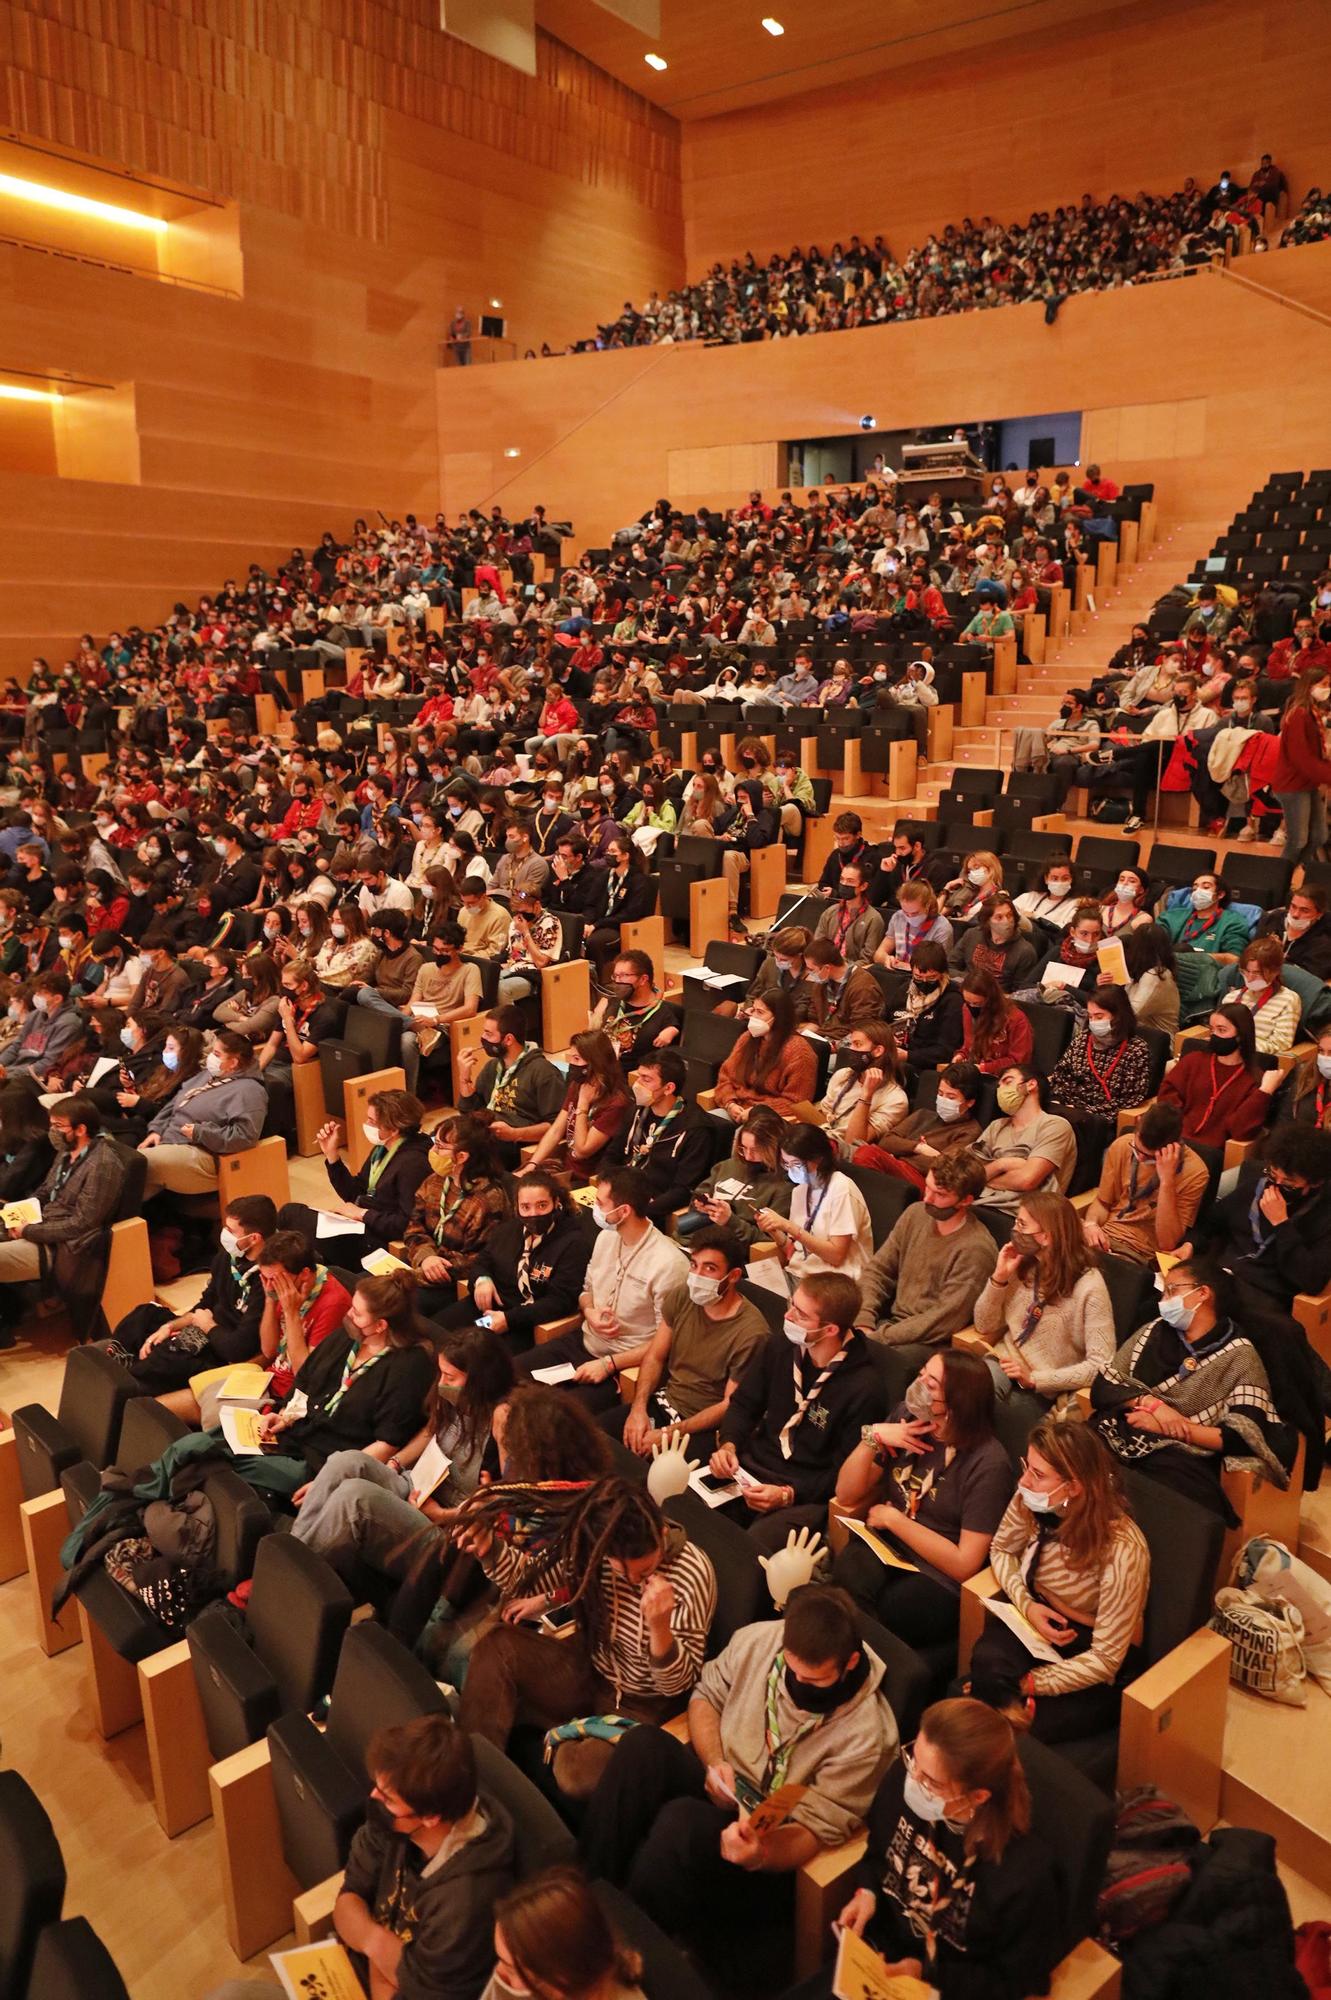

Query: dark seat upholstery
[[28, 1918, 130, 2000], [0, 1771, 65, 2000], [12, 1346, 143, 1502]]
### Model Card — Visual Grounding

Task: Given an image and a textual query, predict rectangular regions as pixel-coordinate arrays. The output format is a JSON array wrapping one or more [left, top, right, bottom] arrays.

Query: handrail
[[0, 229, 240, 299], [1213, 259, 1331, 333]]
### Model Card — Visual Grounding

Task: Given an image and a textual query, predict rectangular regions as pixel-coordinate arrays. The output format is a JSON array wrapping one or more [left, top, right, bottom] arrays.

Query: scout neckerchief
[[1178, 905, 1222, 946], [323, 1337, 386, 1415], [762, 1650, 824, 1789], [272, 1264, 329, 1372], [365, 1135, 403, 1196], [434, 1173, 467, 1244], [778, 1336, 849, 1459], [628, 1098, 682, 1167], [487, 1045, 529, 1116]]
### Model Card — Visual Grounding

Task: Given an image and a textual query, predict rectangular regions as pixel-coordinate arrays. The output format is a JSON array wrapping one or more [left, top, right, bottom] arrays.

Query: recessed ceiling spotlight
[[761, 17, 785, 33], [489, 297, 503, 309], [503, 447, 521, 458], [644, 52, 668, 70]]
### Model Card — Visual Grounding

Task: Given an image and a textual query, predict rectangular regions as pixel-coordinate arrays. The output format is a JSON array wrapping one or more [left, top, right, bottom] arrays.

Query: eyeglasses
[[900, 1740, 958, 1806]]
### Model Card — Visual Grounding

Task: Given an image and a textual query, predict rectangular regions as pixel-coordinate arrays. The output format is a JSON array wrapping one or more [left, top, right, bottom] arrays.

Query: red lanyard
[[1086, 1034, 1127, 1104], [1180, 907, 1220, 945], [1198, 1055, 1247, 1132]]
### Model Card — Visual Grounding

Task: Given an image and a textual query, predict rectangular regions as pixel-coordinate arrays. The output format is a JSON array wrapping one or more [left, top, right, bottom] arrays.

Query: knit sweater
[[858, 1204, 998, 1346], [990, 1499, 1151, 1698], [1158, 1049, 1269, 1148], [714, 1031, 818, 1118], [973, 1267, 1116, 1396]]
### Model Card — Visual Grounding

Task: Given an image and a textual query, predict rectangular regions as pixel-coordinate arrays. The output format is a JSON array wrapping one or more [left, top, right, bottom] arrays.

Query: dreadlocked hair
[[439, 1476, 666, 1650]]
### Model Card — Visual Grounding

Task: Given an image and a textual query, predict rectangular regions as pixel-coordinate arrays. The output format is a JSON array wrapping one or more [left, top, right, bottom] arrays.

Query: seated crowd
[[8, 479, 1329, 2000], [555, 159, 1294, 355]]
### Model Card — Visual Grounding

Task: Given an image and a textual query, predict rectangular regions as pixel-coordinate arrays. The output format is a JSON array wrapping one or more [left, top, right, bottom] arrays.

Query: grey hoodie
[[341, 1791, 516, 2000]]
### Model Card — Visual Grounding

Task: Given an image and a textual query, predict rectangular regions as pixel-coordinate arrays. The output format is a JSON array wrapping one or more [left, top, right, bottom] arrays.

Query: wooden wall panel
[[681, 0, 1328, 274], [436, 246, 1331, 545]]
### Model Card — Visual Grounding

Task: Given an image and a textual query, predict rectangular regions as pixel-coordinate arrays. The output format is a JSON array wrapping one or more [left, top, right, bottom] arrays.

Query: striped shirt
[[990, 1498, 1150, 1698], [482, 1534, 716, 1702]]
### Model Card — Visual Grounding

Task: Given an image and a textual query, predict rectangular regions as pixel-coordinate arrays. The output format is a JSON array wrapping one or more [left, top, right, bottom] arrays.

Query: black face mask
[[784, 1652, 869, 1714], [835, 882, 857, 902], [838, 1050, 871, 1073], [480, 1036, 504, 1058], [522, 1211, 556, 1237]]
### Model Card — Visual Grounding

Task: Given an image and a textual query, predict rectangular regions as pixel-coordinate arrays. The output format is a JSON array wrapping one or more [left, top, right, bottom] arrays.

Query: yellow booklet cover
[[0, 1197, 40, 1231], [361, 1247, 410, 1275], [833, 1926, 932, 2000], [217, 1365, 273, 1407], [841, 1515, 919, 1572], [270, 1939, 364, 2000]]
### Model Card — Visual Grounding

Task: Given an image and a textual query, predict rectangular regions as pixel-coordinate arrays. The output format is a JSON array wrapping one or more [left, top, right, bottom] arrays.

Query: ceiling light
[[0, 171, 165, 233], [503, 447, 521, 458], [761, 17, 785, 33], [644, 52, 667, 70], [0, 382, 60, 404], [489, 297, 503, 309]]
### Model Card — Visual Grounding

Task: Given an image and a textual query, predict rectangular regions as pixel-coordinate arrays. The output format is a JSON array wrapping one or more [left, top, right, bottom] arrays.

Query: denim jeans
[[1276, 787, 1327, 867]]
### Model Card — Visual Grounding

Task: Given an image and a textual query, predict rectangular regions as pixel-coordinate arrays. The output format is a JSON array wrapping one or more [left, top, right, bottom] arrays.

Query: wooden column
[[541, 959, 591, 1053], [689, 877, 729, 959], [78, 1599, 144, 1738], [926, 705, 954, 765], [887, 740, 918, 802], [1022, 612, 1047, 665], [801, 814, 835, 888], [620, 914, 667, 989], [292, 1061, 326, 1156], [211, 1740, 298, 1960], [1117, 1629, 1230, 1833], [101, 1217, 154, 1331], [20, 1491, 79, 1655], [840, 740, 867, 799], [749, 842, 787, 921], [991, 635, 1017, 692], [217, 1135, 293, 1220], [1096, 541, 1117, 596], [1118, 518, 1139, 569], [960, 673, 987, 727], [141, 1639, 213, 1836], [450, 1013, 489, 1107], [0, 1429, 27, 1583], [1047, 585, 1070, 639]]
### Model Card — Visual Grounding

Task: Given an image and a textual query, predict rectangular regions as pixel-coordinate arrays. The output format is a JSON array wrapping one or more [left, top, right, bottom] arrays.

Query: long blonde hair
[[1016, 1191, 1095, 1306], [1024, 1416, 1130, 1571]]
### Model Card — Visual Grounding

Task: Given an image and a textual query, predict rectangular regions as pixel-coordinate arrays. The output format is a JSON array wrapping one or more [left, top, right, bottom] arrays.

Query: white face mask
[[1286, 915, 1312, 936], [1046, 879, 1072, 898], [331, 922, 347, 940], [1088, 1016, 1114, 1038], [904, 1374, 935, 1420], [205, 1049, 225, 1075], [934, 1094, 962, 1123], [1018, 1481, 1065, 1515], [220, 1226, 242, 1259], [783, 1315, 815, 1348], [967, 867, 989, 887], [362, 1122, 380, 1146], [746, 1016, 769, 1038], [591, 1202, 618, 1231], [1115, 881, 1136, 903], [1243, 971, 1267, 990], [686, 1271, 723, 1306], [1191, 887, 1213, 910]]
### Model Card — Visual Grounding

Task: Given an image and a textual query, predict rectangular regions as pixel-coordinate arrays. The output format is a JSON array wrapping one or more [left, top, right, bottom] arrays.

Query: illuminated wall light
[[0, 382, 61, 404], [503, 447, 521, 458], [644, 52, 668, 70], [761, 17, 785, 33], [489, 297, 504, 309], [0, 170, 166, 234]]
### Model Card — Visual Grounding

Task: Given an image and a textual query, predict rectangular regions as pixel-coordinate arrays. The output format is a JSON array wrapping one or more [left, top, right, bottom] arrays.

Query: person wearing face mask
[[958, 968, 1034, 1077], [834, 1347, 1011, 1644], [757, 1122, 875, 1289], [102, 1193, 277, 1400], [1046, 984, 1154, 1117], [1272, 664, 1331, 866], [708, 1271, 881, 1550], [814, 858, 887, 968], [288, 1323, 515, 1579], [208, 821, 261, 911], [948, 894, 1038, 993], [590, 949, 682, 1061], [0, 1093, 127, 1339], [511, 1164, 687, 1412], [972, 1422, 1150, 1743], [1011, 692, 1101, 808], [799, 936, 882, 1041], [403, 1113, 512, 1312], [973, 1064, 1077, 1215], [455, 1004, 566, 1166], [1180, 1120, 1331, 1324], [1098, 867, 1153, 938], [814, 1698, 1058, 2000], [281, 1086, 434, 1262], [127, 927, 192, 1016], [1160, 872, 1253, 963], [351, 906, 424, 1019], [395, 921, 483, 1089], [484, 1866, 647, 2000], [1090, 1255, 1294, 1519], [136, 1026, 267, 1194], [523, 1029, 632, 1177], [713, 990, 819, 1123], [612, 1227, 768, 1455], [877, 879, 953, 970], [1256, 882, 1331, 981], [90, 1022, 204, 1142], [0, 969, 82, 1081], [492, 816, 550, 901], [973, 1190, 1115, 1414], [1285, 1024, 1331, 1135], [1013, 858, 1080, 936], [1228, 935, 1302, 1055], [1083, 1094, 1207, 1268], [939, 850, 1003, 931], [579, 1583, 897, 1959], [1158, 1002, 1270, 1148], [606, 1052, 714, 1223], [428, 1169, 590, 1344], [529, 777, 574, 856], [457, 875, 512, 961], [856, 1153, 996, 1347]]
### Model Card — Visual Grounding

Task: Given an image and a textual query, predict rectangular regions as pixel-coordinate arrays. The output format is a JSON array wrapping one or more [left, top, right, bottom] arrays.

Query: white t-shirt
[[785, 1170, 874, 1286], [584, 1222, 690, 1357]]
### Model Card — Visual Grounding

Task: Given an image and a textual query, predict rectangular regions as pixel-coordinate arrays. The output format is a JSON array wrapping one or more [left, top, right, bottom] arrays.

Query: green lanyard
[[762, 1650, 823, 1791], [365, 1136, 402, 1196]]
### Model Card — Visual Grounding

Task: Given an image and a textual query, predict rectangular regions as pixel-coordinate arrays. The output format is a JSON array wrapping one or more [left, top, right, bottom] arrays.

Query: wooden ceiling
[[535, 0, 1140, 120]]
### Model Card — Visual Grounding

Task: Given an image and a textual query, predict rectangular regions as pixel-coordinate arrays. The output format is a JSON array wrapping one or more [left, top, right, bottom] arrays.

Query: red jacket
[[278, 799, 323, 839], [1272, 705, 1331, 792], [961, 1004, 1034, 1076], [1267, 636, 1331, 680]]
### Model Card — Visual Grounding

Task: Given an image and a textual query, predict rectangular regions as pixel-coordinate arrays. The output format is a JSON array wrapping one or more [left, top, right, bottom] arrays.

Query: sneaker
[[1237, 823, 1260, 843], [1123, 815, 1143, 833]]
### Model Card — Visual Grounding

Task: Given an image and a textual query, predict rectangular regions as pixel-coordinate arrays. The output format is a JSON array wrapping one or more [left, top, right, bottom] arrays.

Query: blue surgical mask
[[786, 1163, 807, 1186], [1018, 1482, 1064, 1514], [162, 1048, 180, 1071], [1158, 1290, 1196, 1332], [120, 1027, 136, 1049]]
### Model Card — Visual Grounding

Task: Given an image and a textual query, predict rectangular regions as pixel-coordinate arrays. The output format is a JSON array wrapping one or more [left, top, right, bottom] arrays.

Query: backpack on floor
[[1095, 1788, 1200, 1947]]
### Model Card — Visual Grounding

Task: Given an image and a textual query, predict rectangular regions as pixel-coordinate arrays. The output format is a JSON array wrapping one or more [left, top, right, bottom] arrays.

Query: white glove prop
[[759, 1525, 826, 1608], [646, 1431, 697, 1503]]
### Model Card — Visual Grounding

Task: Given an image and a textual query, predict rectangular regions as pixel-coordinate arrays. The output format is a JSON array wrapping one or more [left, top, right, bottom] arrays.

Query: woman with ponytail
[[788, 1697, 1057, 2000]]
